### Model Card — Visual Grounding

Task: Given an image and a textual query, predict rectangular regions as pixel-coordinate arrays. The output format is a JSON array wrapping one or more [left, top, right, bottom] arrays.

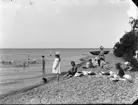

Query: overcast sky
[[0, 0, 136, 48]]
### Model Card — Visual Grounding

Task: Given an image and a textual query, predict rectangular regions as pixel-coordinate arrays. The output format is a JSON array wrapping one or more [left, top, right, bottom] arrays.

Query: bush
[[113, 30, 138, 67]]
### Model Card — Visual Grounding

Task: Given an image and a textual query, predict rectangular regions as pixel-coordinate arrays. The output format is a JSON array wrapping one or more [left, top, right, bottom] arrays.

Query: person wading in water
[[42, 55, 47, 83]]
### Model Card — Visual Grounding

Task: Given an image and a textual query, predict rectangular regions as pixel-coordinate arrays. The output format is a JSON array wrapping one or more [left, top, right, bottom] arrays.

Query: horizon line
[[0, 48, 113, 49]]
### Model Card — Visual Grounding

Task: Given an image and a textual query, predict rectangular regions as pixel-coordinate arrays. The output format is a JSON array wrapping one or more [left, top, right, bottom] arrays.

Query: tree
[[113, 30, 138, 67]]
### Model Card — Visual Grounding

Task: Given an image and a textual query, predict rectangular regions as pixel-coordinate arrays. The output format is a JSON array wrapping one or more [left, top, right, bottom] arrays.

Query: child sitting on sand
[[83, 59, 94, 69], [92, 57, 98, 67], [115, 63, 125, 78], [100, 63, 124, 77], [63, 61, 78, 78]]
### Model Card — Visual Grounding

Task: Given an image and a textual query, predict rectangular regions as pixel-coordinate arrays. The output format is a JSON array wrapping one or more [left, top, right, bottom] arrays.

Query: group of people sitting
[[63, 60, 133, 82], [0, 57, 37, 66], [99, 62, 133, 82], [83, 57, 98, 69], [63, 46, 133, 83], [82, 46, 108, 70]]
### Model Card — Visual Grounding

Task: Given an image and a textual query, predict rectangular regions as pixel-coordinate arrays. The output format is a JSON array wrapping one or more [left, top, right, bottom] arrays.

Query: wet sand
[[0, 55, 86, 96]]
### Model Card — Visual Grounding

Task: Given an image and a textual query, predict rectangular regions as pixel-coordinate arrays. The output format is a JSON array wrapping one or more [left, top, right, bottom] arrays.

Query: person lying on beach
[[63, 61, 77, 78], [99, 63, 133, 82], [99, 63, 124, 77], [74, 71, 97, 77]]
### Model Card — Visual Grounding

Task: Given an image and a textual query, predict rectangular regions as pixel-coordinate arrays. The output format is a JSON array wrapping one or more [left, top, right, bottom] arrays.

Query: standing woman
[[52, 52, 61, 82], [98, 46, 105, 68]]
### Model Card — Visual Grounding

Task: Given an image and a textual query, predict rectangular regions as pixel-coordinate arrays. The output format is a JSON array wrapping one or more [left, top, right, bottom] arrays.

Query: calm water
[[0, 48, 94, 95], [0, 48, 111, 96], [0, 48, 93, 62]]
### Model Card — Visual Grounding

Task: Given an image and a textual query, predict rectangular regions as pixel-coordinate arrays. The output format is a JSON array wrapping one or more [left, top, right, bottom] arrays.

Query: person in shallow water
[[63, 61, 78, 78], [52, 52, 61, 82], [27, 57, 30, 64], [23, 61, 26, 70], [41, 55, 47, 83], [42, 55, 46, 78]]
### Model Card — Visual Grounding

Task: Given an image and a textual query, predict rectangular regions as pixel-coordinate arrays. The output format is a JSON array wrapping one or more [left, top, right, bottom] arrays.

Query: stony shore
[[0, 54, 138, 104]]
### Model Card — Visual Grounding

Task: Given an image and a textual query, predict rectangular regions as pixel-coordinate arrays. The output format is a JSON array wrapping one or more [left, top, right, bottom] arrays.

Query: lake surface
[[0, 48, 98, 95]]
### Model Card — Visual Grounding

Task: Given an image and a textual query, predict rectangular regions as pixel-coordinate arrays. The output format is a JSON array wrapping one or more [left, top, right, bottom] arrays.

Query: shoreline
[[0, 53, 138, 104], [0, 58, 87, 100]]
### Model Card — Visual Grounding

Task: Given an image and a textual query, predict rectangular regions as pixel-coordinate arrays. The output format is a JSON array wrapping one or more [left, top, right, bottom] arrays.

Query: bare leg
[[42, 70, 45, 78], [57, 73, 60, 82], [100, 71, 110, 75], [63, 73, 69, 77]]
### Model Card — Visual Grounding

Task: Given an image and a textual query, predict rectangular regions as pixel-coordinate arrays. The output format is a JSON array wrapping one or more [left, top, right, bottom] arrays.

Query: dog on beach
[[42, 77, 47, 83]]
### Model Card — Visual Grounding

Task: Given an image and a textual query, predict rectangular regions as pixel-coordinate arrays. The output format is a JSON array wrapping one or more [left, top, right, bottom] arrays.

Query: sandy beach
[[0, 52, 138, 104]]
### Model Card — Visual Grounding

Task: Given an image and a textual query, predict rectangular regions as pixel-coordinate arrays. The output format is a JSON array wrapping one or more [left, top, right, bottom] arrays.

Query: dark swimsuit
[[68, 66, 77, 76]]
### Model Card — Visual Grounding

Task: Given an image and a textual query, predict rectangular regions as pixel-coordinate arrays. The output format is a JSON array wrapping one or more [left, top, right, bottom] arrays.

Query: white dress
[[52, 58, 61, 74]]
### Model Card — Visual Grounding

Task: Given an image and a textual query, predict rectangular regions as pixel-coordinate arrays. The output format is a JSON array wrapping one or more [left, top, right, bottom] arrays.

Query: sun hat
[[55, 52, 60, 55], [124, 61, 130, 65], [135, 50, 138, 54]]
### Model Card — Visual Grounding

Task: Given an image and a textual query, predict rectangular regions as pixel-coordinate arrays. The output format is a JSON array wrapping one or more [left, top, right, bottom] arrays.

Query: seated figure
[[74, 71, 96, 77], [83, 59, 91, 69], [63, 61, 78, 78], [83, 58, 98, 69], [99, 63, 133, 82], [92, 57, 98, 67]]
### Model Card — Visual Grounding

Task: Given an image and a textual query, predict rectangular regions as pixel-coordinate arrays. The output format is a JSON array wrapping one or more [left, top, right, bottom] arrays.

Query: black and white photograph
[[0, 0, 138, 104]]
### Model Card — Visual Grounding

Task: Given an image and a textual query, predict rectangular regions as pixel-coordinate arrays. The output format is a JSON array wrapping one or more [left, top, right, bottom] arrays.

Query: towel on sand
[[74, 71, 96, 77], [110, 74, 132, 82]]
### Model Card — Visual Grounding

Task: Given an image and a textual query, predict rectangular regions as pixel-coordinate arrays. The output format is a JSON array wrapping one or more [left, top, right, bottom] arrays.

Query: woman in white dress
[[52, 52, 61, 81]]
